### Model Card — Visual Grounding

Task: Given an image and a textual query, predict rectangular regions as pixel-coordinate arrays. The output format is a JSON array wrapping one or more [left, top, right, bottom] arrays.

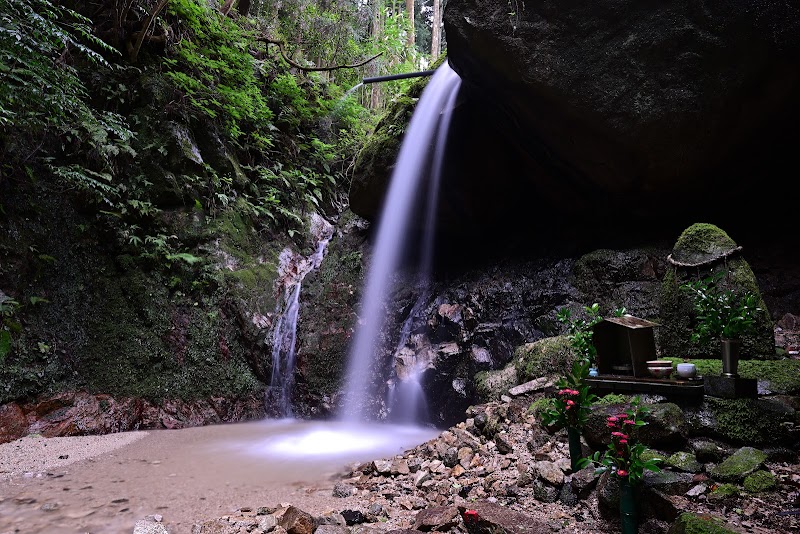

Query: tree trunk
[[370, 1, 384, 109], [431, 0, 441, 59], [405, 0, 415, 47]]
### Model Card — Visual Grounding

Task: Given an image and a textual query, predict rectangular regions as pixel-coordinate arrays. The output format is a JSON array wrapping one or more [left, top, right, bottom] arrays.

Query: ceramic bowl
[[648, 365, 673, 378]]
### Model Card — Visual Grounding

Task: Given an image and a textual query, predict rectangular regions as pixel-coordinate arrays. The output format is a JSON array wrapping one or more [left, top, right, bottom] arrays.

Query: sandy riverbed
[[0, 420, 438, 534]]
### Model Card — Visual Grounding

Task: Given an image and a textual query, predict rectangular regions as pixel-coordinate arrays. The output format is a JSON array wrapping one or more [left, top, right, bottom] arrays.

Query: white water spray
[[340, 62, 462, 422], [268, 215, 333, 417]]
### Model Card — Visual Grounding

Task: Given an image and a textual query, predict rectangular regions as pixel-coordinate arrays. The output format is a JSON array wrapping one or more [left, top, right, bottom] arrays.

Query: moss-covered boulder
[[658, 223, 774, 360], [743, 470, 777, 493], [584, 401, 688, 450], [474, 365, 518, 402], [667, 512, 741, 534], [685, 397, 796, 446], [666, 451, 703, 473], [710, 447, 767, 482], [513, 335, 575, 383], [350, 56, 448, 222], [708, 483, 740, 501]]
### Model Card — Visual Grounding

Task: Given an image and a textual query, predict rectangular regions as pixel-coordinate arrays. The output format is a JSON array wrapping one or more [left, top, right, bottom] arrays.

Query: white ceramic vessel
[[676, 362, 697, 378]]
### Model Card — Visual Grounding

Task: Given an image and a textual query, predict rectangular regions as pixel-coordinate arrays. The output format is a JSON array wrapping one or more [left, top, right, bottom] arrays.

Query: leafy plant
[[0, 295, 20, 361], [556, 303, 602, 367], [681, 273, 762, 342], [540, 358, 597, 430], [589, 396, 662, 485]]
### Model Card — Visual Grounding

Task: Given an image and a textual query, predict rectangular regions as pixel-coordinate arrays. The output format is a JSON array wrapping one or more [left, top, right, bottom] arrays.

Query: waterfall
[[267, 214, 333, 417], [340, 62, 462, 423]]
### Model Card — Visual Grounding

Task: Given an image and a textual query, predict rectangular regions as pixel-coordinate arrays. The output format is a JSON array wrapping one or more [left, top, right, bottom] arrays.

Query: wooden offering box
[[593, 316, 660, 378]]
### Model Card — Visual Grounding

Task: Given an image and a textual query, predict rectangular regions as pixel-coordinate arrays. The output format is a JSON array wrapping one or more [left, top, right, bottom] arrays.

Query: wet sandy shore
[[0, 420, 438, 534]]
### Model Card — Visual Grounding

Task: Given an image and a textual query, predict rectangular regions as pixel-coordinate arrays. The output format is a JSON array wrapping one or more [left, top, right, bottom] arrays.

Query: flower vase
[[619, 478, 638, 534], [567, 426, 582, 471]]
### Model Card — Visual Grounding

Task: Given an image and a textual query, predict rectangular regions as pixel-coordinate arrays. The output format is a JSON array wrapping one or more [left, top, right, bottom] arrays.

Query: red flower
[[617, 469, 628, 477], [607, 422, 617, 428], [611, 431, 628, 439], [558, 389, 571, 396], [463, 510, 479, 523], [619, 439, 628, 445], [623, 419, 635, 426], [566, 400, 575, 406], [607, 416, 618, 422]]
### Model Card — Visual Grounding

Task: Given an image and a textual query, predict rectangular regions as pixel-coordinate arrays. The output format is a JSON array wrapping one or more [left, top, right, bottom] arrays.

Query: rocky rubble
[[182, 390, 799, 534]]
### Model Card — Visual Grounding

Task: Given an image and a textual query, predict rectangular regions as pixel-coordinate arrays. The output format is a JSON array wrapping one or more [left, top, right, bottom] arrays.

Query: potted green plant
[[588, 397, 662, 534], [681, 272, 761, 378], [540, 358, 597, 471]]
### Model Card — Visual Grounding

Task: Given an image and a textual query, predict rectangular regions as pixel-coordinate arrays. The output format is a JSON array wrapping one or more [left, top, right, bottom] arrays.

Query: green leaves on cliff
[[163, 0, 273, 143]]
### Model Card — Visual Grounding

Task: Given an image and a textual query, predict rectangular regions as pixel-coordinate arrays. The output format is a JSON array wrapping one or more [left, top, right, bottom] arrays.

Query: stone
[[508, 377, 555, 397], [413, 505, 460, 531], [494, 434, 514, 455], [457, 500, 551, 534], [690, 440, 727, 463], [133, 519, 170, 534], [570, 467, 600, 499], [534, 461, 564, 487], [686, 484, 707, 497], [531, 480, 559, 503], [391, 458, 411, 475], [0, 403, 27, 444], [643, 471, 696, 496], [743, 470, 777, 493], [667, 513, 741, 534], [710, 447, 767, 482], [314, 526, 350, 534], [704, 376, 758, 399], [414, 470, 431, 487], [665, 452, 703, 473], [332, 483, 354, 498], [340, 510, 366, 525], [277, 506, 314, 534], [373, 460, 392, 475]]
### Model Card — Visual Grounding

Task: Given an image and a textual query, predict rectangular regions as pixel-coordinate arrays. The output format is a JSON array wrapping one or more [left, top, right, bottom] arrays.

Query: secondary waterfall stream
[[267, 214, 333, 417], [341, 62, 462, 423]]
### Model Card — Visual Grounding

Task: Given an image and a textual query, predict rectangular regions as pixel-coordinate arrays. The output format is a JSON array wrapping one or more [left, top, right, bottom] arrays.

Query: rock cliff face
[[349, 0, 800, 249], [443, 0, 800, 235]]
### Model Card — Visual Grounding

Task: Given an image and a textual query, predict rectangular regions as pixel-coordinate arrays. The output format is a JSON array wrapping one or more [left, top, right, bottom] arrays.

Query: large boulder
[[444, 1, 800, 235], [658, 223, 774, 359]]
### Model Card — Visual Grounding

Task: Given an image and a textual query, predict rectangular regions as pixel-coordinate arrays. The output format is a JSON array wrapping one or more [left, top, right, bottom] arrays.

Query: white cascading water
[[267, 214, 333, 417], [341, 62, 462, 423]]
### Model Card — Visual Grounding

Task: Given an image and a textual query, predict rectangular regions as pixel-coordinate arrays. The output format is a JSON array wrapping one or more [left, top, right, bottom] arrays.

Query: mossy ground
[[662, 357, 800, 394]]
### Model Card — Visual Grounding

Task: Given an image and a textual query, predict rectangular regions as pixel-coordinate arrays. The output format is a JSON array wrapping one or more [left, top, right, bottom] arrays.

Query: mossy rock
[[658, 223, 774, 360], [686, 397, 795, 446], [513, 335, 575, 383], [669, 224, 740, 266], [668, 513, 740, 534], [708, 483, 740, 501], [349, 56, 448, 221], [475, 365, 518, 402], [710, 447, 767, 482], [742, 470, 777, 493], [666, 451, 703, 473]]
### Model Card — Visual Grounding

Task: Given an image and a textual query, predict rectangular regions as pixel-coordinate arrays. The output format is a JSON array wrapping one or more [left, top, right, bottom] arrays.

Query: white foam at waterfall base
[[226, 420, 438, 465]]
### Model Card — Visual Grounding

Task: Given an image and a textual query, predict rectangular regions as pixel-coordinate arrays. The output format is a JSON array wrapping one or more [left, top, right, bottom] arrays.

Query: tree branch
[[256, 37, 383, 72], [130, 0, 170, 63]]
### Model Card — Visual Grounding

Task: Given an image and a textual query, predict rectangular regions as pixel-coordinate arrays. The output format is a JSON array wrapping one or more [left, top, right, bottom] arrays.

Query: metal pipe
[[362, 70, 436, 84]]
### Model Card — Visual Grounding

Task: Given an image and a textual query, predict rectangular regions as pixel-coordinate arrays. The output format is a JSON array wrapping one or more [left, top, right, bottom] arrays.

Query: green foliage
[[164, 0, 273, 142], [556, 303, 602, 366], [681, 272, 762, 342], [0, 296, 20, 361], [590, 397, 663, 485], [0, 0, 117, 130], [540, 359, 597, 431]]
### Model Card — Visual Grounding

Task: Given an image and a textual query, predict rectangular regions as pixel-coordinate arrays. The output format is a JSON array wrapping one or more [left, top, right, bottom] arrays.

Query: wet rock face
[[443, 0, 800, 234]]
